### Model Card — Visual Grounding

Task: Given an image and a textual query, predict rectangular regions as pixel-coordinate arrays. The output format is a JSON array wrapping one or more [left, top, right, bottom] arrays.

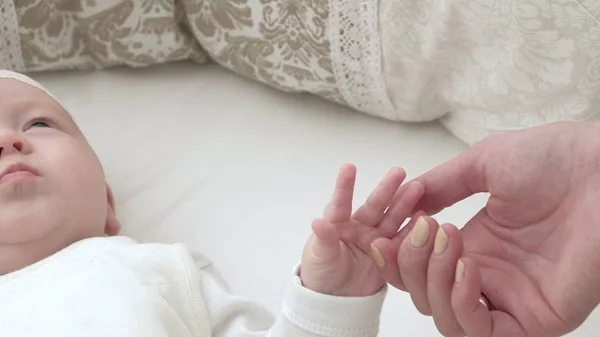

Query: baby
[[0, 70, 428, 336]]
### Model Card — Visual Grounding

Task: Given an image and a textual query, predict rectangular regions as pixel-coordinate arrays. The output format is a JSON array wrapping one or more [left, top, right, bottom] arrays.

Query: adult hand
[[373, 121, 600, 336]]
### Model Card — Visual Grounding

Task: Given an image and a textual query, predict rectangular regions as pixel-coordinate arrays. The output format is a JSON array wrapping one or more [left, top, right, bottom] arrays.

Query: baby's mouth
[[0, 163, 39, 183]]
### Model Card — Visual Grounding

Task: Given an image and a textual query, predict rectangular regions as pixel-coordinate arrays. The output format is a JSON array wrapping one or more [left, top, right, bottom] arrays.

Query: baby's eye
[[30, 120, 50, 128], [28, 118, 50, 129]]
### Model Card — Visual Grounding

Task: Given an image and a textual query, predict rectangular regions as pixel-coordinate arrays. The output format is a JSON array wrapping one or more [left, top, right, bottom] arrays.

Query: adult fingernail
[[433, 226, 448, 255], [409, 217, 430, 248], [371, 244, 386, 268], [455, 260, 465, 283]]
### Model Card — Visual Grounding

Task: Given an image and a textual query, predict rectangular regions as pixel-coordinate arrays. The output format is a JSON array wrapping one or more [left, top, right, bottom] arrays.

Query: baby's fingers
[[309, 218, 341, 263], [323, 164, 356, 223], [370, 215, 419, 291], [377, 181, 424, 237], [452, 258, 526, 337], [371, 237, 404, 291], [352, 167, 406, 227]]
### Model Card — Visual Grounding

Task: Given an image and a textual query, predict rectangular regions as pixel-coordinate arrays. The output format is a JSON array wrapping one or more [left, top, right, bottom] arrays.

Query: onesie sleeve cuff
[[280, 263, 386, 336]]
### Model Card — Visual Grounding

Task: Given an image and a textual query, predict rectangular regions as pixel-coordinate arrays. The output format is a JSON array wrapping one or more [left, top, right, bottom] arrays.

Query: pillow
[[178, 0, 346, 105], [6, 0, 352, 107], [12, 0, 208, 72], [3, 1, 403, 141]]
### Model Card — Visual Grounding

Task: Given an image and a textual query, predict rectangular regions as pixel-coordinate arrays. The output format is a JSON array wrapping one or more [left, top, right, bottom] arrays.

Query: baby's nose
[[0, 132, 28, 156]]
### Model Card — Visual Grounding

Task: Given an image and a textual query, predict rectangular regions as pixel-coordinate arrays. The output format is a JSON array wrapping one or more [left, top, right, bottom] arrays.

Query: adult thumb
[[405, 144, 488, 215]]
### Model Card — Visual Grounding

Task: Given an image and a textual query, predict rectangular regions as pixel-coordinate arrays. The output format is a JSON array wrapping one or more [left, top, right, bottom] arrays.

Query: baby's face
[[0, 79, 119, 275]]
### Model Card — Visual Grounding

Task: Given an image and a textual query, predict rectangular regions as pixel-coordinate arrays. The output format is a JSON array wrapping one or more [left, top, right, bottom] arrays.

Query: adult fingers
[[370, 214, 417, 291], [394, 145, 488, 216], [398, 215, 440, 315], [427, 224, 465, 337], [452, 258, 526, 337], [370, 210, 428, 291]]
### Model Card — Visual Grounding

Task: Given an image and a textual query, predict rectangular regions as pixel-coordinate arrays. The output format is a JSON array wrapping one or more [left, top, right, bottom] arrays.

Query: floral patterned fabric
[[14, 0, 207, 71], [181, 0, 341, 101], [178, 0, 343, 103], [8, 0, 344, 104], [379, 0, 600, 144], [3, 0, 599, 145]]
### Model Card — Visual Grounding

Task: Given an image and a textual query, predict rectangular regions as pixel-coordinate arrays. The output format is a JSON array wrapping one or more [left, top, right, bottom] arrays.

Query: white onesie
[[0, 236, 385, 337]]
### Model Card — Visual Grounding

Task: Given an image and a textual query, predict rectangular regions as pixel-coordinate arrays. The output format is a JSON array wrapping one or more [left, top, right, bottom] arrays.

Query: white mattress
[[31, 63, 599, 336]]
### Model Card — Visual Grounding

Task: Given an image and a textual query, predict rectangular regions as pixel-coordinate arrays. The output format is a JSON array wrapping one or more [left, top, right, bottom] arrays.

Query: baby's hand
[[299, 164, 424, 297]]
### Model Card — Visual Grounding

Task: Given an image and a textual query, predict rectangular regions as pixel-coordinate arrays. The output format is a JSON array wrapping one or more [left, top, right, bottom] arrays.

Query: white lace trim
[[329, 0, 395, 119], [0, 0, 25, 71]]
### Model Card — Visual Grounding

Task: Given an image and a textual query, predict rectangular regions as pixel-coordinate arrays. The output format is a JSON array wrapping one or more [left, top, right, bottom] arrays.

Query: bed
[[30, 62, 600, 336]]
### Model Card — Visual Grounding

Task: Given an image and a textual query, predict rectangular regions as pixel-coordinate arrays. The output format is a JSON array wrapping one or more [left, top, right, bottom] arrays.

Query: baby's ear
[[104, 184, 121, 236]]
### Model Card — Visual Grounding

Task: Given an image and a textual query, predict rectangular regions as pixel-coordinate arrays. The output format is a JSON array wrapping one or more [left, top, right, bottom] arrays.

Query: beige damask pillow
[[6, 0, 353, 110], [14, 0, 208, 72], [178, 0, 346, 105]]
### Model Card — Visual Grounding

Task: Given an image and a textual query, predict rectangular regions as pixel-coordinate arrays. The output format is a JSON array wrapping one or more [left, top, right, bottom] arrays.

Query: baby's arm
[[193, 164, 423, 336], [195, 255, 385, 337]]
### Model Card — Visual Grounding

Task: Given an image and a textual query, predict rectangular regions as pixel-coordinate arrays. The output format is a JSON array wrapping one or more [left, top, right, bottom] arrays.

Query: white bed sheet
[[31, 63, 599, 336]]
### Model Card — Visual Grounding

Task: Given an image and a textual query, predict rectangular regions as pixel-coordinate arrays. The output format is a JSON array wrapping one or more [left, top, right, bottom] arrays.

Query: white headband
[[0, 70, 66, 111]]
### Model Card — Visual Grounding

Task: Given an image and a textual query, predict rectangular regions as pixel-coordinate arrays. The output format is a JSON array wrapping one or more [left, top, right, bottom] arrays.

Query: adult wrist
[[573, 120, 600, 179], [586, 120, 600, 130]]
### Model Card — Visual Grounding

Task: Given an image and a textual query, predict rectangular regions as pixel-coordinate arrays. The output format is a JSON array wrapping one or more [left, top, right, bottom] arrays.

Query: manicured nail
[[455, 260, 465, 283], [371, 244, 386, 268], [433, 226, 448, 255], [409, 217, 430, 248]]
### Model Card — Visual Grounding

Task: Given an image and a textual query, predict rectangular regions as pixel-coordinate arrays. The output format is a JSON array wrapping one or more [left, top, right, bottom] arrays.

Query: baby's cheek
[[53, 153, 106, 206]]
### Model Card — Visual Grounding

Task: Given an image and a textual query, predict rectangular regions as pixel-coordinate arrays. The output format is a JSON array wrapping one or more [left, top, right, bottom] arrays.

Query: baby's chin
[[0, 227, 104, 275], [0, 213, 62, 245], [0, 212, 105, 269]]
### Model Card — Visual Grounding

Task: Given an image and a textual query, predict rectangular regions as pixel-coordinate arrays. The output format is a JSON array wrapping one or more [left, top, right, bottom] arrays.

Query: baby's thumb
[[309, 218, 341, 263]]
